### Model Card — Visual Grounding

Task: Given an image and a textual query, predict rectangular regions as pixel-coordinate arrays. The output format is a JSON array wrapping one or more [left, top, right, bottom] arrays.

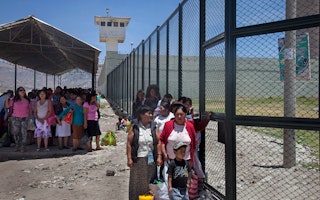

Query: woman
[[179, 97, 212, 194], [54, 95, 71, 150], [83, 89, 101, 152], [52, 86, 62, 105], [5, 87, 32, 152], [132, 90, 145, 119], [144, 84, 161, 112], [158, 103, 196, 183], [0, 90, 13, 137], [34, 89, 52, 151], [154, 98, 174, 134], [58, 95, 84, 151], [126, 105, 159, 200]]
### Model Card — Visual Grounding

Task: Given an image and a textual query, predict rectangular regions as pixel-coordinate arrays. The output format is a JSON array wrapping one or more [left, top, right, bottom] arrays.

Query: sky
[[0, 0, 183, 63]]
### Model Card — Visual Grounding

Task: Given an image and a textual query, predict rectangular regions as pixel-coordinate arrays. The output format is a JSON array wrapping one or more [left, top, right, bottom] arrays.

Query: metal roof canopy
[[0, 16, 101, 78]]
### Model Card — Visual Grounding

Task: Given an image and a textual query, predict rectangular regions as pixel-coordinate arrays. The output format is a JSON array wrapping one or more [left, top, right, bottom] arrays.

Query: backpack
[[0, 131, 14, 147]]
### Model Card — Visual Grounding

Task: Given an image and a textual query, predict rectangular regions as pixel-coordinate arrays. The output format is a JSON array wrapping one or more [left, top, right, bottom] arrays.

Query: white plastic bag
[[149, 166, 170, 200]]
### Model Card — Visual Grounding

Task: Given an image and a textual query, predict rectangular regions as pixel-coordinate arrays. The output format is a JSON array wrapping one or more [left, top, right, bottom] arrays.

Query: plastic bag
[[100, 131, 116, 146], [64, 109, 73, 124], [149, 166, 170, 200], [27, 118, 36, 131]]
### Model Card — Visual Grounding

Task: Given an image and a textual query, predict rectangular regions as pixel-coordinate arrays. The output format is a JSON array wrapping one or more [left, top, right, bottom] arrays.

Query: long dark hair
[[145, 84, 161, 99], [37, 89, 49, 100], [13, 87, 30, 102], [85, 89, 97, 104], [135, 90, 145, 103]]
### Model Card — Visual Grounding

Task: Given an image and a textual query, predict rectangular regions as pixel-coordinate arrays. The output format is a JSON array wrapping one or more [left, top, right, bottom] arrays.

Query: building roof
[[0, 16, 101, 76]]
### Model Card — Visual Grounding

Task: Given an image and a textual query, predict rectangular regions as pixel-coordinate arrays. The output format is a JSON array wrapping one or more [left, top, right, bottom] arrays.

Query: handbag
[[188, 172, 199, 200], [63, 109, 73, 124], [149, 166, 170, 200], [46, 102, 56, 126], [27, 118, 36, 131]]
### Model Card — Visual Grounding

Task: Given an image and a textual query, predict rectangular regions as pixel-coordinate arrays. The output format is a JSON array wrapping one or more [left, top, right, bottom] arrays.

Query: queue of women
[[2, 86, 102, 153], [127, 84, 211, 200]]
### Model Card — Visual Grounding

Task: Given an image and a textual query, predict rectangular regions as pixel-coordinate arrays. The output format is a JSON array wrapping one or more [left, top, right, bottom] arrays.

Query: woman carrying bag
[[126, 105, 160, 200]]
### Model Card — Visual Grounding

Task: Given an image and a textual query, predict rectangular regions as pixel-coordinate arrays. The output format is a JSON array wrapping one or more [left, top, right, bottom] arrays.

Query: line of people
[[0, 86, 103, 153], [126, 84, 211, 200]]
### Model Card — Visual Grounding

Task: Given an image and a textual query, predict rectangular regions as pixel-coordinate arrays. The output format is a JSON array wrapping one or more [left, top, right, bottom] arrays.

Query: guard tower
[[94, 11, 130, 52], [94, 10, 131, 95]]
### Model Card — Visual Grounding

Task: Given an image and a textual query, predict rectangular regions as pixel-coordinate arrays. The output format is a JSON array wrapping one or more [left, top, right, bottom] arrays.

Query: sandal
[[95, 147, 102, 150]]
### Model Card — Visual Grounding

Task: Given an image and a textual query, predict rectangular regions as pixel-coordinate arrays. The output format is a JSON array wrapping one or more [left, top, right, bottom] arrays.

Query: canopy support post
[[34, 69, 36, 89], [14, 64, 17, 92]]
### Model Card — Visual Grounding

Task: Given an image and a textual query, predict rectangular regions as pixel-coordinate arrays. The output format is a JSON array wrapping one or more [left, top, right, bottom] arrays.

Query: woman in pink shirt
[[83, 89, 101, 152], [5, 87, 32, 152]]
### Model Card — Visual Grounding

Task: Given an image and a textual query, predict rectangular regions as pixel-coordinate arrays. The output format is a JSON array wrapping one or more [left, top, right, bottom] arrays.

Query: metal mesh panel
[[124, 61, 128, 111], [206, 0, 225, 40], [236, 126, 319, 199], [159, 25, 168, 96], [236, 30, 319, 117], [237, 0, 319, 28], [137, 46, 143, 91], [182, 0, 200, 110], [206, 45, 226, 113], [168, 13, 179, 99], [150, 33, 157, 85], [236, 0, 286, 27], [205, 121, 226, 196], [144, 40, 150, 89], [129, 54, 133, 113]]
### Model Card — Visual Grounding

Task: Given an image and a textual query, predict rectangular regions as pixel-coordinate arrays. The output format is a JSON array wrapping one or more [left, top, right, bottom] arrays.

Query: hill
[[0, 61, 93, 93]]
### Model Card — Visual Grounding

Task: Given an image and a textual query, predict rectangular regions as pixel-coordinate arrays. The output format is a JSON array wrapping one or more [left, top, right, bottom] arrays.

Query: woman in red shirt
[[158, 102, 196, 167]]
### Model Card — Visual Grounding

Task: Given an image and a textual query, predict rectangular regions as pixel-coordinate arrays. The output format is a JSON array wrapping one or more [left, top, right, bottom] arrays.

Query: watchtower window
[[113, 22, 118, 27], [120, 22, 125, 27], [107, 22, 112, 27], [101, 21, 105, 26]]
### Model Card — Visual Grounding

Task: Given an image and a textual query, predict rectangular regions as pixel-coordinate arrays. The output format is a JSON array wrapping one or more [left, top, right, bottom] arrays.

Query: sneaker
[[36, 148, 40, 152], [44, 148, 50, 152]]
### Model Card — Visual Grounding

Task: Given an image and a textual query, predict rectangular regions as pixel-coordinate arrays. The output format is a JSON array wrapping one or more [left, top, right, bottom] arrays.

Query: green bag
[[0, 132, 7, 144], [100, 131, 116, 146]]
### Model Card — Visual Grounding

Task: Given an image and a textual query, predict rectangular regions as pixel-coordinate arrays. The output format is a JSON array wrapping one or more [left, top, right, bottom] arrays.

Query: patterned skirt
[[129, 157, 156, 200], [34, 119, 52, 138]]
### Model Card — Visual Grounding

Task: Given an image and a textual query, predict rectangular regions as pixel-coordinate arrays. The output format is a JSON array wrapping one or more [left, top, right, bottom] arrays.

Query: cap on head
[[173, 141, 187, 150]]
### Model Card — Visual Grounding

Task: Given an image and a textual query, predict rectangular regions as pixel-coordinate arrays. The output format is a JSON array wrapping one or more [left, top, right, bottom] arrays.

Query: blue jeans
[[170, 187, 189, 200]]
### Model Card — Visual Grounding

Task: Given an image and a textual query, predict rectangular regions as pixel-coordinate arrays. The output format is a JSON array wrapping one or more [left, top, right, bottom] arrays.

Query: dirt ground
[[0, 99, 130, 200]]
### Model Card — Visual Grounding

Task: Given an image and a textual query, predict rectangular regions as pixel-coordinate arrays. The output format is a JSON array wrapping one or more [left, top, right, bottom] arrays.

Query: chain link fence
[[104, 0, 319, 199]]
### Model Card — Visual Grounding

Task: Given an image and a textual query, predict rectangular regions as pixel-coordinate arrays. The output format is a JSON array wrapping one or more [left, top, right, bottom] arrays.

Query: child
[[116, 113, 129, 131], [167, 141, 192, 200]]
